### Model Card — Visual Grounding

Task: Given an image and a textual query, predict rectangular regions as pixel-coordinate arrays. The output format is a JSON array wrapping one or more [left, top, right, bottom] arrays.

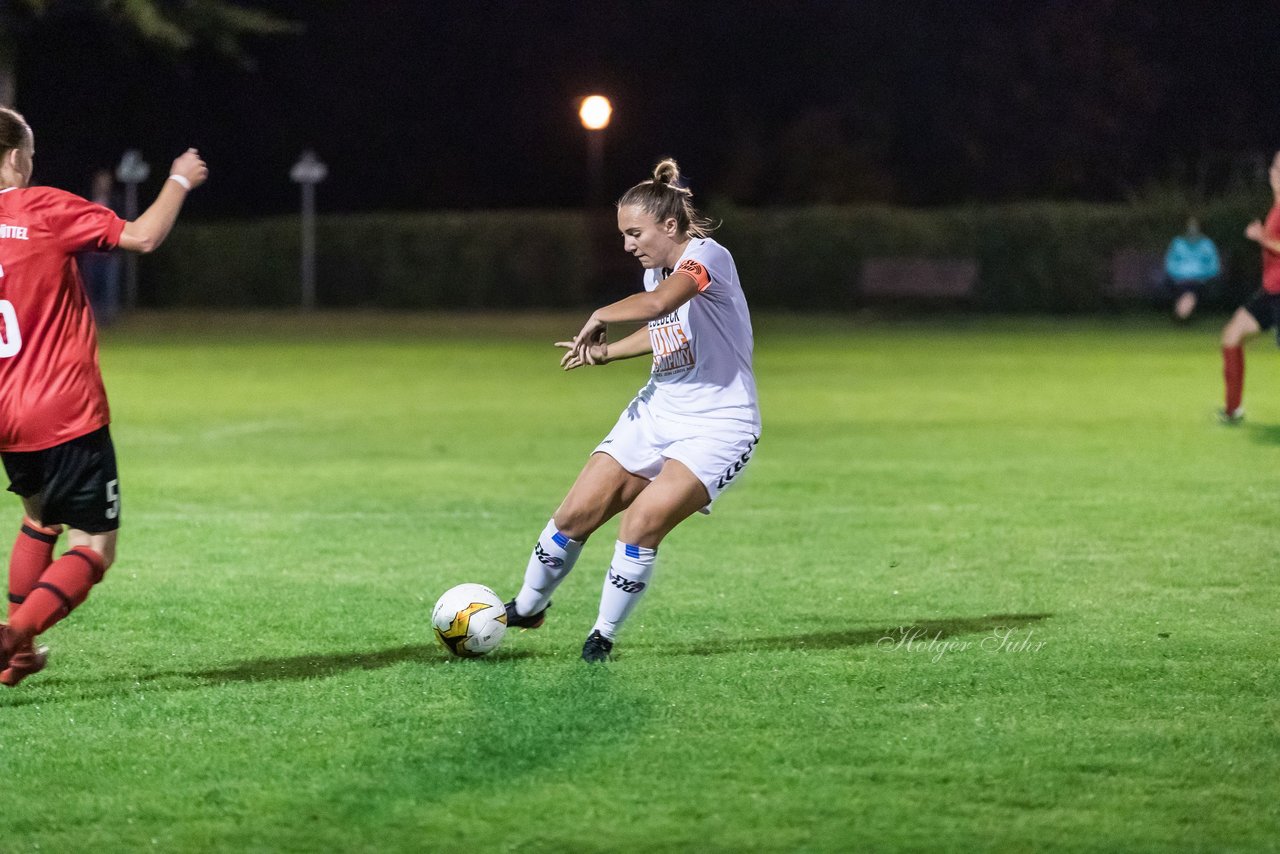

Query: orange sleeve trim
[[675, 259, 712, 291]]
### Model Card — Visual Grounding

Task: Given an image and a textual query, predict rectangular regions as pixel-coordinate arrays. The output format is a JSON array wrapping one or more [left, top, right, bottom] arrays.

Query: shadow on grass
[[3, 614, 1050, 705], [153, 643, 536, 685], [5, 643, 533, 704], [658, 612, 1052, 656], [1246, 423, 1280, 444]]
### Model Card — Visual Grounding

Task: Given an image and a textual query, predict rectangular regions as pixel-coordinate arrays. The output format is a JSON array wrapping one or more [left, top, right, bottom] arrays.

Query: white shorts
[[592, 398, 759, 511]]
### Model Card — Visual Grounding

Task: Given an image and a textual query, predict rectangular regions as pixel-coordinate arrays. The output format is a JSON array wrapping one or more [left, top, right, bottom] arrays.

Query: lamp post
[[578, 96, 615, 302], [115, 149, 150, 310], [578, 95, 612, 207], [290, 150, 328, 311]]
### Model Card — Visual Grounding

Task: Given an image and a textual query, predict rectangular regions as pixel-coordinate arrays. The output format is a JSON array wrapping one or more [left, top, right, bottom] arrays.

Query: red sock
[[10, 547, 106, 637], [8, 518, 59, 620], [1223, 345, 1244, 414]]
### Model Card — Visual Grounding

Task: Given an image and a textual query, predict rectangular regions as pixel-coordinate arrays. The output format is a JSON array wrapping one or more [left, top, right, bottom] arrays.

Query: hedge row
[[139, 195, 1273, 312], [139, 211, 595, 309]]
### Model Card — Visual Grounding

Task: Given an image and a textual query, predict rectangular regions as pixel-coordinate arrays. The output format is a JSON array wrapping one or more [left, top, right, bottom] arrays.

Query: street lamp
[[115, 149, 150, 310], [578, 95, 612, 207], [290, 150, 328, 311]]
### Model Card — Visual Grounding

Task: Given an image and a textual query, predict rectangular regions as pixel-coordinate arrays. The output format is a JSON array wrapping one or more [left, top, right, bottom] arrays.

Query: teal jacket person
[[1165, 221, 1220, 283]]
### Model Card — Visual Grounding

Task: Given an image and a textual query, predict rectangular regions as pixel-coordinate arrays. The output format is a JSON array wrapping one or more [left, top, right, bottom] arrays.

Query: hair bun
[[617, 157, 715, 239], [653, 158, 680, 186]]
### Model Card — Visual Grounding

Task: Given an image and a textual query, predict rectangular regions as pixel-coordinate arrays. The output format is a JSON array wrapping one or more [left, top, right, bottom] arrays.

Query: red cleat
[[0, 623, 19, 669], [0, 644, 48, 687], [0, 623, 35, 671]]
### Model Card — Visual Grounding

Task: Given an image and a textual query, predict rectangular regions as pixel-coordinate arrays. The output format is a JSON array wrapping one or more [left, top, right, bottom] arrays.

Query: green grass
[[3, 311, 1278, 853]]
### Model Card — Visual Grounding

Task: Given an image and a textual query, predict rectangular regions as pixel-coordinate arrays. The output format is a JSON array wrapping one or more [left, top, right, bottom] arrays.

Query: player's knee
[[1222, 318, 1244, 346], [551, 506, 598, 543], [618, 507, 671, 548], [25, 517, 62, 534], [85, 540, 115, 575], [67, 546, 110, 583]]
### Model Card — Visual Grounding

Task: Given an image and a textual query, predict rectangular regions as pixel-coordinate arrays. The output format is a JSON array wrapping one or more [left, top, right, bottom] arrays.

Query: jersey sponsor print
[[637, 238, 761, 431], [649, 310, 694, 376]]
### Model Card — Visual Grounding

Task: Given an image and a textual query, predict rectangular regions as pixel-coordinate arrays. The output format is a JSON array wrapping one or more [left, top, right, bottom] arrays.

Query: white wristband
[[167, 174, 192, 191]]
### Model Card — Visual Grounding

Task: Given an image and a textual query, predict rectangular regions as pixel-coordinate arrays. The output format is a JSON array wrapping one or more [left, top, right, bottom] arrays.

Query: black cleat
[[581, 629, 614, 663], [504, 599, 549, 630]]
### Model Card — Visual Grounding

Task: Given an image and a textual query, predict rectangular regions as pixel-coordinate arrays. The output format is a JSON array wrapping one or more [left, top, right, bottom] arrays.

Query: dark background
[[10, 0, 1280, 217]]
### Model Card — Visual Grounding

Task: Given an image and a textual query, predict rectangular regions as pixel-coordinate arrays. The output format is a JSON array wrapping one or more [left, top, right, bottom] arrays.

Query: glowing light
[[579, 95, 613, 130]]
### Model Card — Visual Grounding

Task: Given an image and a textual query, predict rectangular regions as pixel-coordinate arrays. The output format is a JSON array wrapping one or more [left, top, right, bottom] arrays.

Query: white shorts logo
[[715, 435, 758, 490]]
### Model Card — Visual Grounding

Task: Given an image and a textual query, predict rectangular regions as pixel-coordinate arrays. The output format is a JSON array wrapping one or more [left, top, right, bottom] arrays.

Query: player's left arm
[[118, 149, 208, 254], [569, 263, 707, 356]]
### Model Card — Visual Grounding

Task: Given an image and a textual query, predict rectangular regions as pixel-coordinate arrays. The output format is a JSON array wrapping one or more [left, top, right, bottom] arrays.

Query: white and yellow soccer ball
[[431, 583, 508, 658]]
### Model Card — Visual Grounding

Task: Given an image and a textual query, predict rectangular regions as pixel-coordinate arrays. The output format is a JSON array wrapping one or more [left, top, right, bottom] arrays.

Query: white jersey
[[634, 237, 760, 432]]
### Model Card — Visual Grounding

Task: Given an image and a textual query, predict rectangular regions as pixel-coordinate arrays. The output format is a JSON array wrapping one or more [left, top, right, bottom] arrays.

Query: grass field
[[2, 311, 1278, 853]]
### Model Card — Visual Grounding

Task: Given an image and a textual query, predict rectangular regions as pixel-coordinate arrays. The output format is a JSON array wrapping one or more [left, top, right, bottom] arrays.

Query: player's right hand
[[171, 148, 209, 190], [555, 340, 607, 370], [569, 313, 607, 359]]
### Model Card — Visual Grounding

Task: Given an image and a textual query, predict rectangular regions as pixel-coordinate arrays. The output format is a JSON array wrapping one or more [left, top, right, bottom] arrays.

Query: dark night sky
[[10, 0, 1280, 217]]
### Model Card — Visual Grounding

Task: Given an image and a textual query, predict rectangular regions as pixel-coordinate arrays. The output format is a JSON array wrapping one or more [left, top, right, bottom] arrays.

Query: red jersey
[[0, 186, 125, 452], [1263, 203, 1280, 295]]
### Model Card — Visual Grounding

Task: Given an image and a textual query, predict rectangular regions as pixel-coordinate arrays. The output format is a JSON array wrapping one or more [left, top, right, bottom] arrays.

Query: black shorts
[[1243, 289, 1280, 331], [1, 426, 121, 533]]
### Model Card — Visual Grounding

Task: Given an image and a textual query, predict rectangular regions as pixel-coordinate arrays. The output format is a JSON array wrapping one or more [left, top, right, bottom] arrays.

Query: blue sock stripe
[[551, 531, 570, 548], [624, 543, 640, 559]]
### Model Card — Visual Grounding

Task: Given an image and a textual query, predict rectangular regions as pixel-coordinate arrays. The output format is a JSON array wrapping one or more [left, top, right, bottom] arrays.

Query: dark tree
[[0, 0, 295, 106]]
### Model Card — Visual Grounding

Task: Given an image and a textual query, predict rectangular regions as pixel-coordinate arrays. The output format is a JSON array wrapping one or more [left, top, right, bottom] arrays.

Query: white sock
[[514, 519, 584, 616], [593, 541, 657, 640]]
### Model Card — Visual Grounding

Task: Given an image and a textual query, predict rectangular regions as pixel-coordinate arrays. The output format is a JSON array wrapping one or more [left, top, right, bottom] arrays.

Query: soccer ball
[[431, 583, 508, 658]]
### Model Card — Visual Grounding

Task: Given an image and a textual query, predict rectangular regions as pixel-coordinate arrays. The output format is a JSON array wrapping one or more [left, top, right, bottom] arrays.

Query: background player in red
[[1219, 150, 1280, 423], [0, 106, 207, 684]]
